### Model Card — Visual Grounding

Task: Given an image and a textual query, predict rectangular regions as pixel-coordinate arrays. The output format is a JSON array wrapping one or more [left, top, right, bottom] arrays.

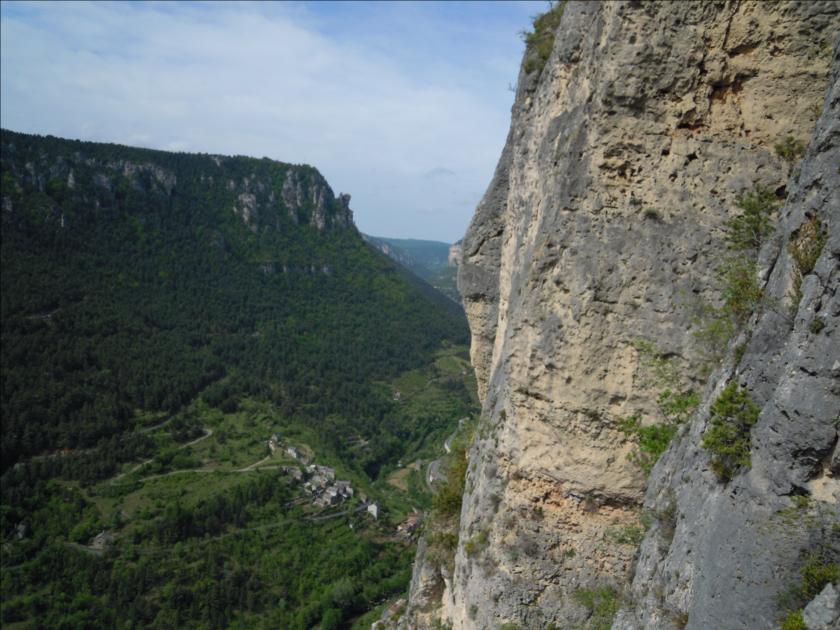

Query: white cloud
[[0, 0, 540, 241], [424, 167, 456, 179]]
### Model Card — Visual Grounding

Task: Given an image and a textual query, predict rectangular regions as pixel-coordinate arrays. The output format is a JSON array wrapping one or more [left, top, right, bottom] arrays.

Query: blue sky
[[1, 0, 547, 242]]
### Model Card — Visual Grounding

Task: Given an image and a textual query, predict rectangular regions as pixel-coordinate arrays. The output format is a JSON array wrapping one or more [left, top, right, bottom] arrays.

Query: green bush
[[428, 530, 458, 552], [693, 255, 761, 360], [777, 554, 839, 629], [780, 610, 806, 630], [620, 414, 678, 474], [788, 216, 826, 276], [606, 523, 645, 546], [633, 339, 680, 388], [774, 136, 806, 163], [725, 185, 778, 251], [522, 1, 566, 75], [695, 184, 778, 362], [636, 423, 678, 470], [788, 215, 827, 308], [623, 343, 699, 475], [701, 381, 760, 481], [800, 555, 840, 600], [432, 447, 468, 518], [720, 256, 764, 325], [733, 341, 748, 363], [464, 529, 488, 557], [573, 586, 620, 630], [658, 389, 700, 424], [693, 306, 736, 365], [809, 318, 825, 334]]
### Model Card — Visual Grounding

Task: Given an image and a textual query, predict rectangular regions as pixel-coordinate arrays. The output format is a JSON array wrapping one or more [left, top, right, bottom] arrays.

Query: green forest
[[0, 130, 479, 628]]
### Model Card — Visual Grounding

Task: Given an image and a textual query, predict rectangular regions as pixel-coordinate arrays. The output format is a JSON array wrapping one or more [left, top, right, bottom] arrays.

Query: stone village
[[269, 434, 381, 517]]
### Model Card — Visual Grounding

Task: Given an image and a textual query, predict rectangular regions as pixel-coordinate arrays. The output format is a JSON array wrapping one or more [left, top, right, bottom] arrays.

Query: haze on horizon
[[0, 0, 547, 243]]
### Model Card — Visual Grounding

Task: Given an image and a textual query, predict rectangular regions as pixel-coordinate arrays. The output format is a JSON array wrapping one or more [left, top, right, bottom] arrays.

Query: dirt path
[[426, 459, 444, 489], [138, 416, 172, 433], [64, 541, 105, 557], [110, 433, 292, 485], [110, 427, 213, 482], [182, 427, 214, 447], [306, 503, 370, 522], [238, 454, 272, 472], [443, 417, 468, 454]]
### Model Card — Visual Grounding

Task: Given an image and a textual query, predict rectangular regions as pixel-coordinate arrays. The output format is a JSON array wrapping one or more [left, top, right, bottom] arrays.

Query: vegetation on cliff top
[[522, 1, 566, 76], [1, 129, 467, 479]]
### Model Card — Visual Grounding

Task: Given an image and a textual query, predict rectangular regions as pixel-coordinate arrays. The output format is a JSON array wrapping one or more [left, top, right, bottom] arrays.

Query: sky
[[0, 0, 547, 242]]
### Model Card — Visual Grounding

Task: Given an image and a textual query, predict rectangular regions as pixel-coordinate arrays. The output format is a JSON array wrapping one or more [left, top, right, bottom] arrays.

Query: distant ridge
[[363, 234, 461, 303]]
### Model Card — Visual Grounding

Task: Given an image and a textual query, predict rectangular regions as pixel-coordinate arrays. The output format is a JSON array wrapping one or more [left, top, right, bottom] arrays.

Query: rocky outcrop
[[448, 240, 463, 267], [804, 583, 840, 630], [401, 538, 451, 628], [0, 133, 354, 236], [280, 169, 353, 231], [404, 1, 840, 628]]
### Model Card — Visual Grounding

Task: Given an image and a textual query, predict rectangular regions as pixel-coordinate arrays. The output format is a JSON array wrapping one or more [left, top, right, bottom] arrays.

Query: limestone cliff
[[615, 41, 840, 630], [0, 131, 355, 236], [402, 1, 840, 628]]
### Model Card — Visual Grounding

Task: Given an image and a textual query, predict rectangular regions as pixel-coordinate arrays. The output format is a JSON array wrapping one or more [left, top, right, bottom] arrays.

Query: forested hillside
[[0, 130, 478, 628], [1, 129, 466, 476]]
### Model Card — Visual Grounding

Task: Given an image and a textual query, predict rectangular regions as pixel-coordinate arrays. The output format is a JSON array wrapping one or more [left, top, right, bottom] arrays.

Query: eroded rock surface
[[803, 583, 840, 630], [403, 1, 840, 628], [615, 40, 840, 630]]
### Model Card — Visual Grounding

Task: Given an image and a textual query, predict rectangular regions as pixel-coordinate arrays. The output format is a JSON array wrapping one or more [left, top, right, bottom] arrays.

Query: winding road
[[111, 427, 213, 483]]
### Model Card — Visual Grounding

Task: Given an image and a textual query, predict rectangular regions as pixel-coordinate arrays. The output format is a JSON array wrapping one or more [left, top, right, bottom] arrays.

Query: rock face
[[615, 41, 840, 630], [803, 583, 840, 630], [280, 170, 353, 231], [403, 1, 840, 628], [448, 240, 463, 267]]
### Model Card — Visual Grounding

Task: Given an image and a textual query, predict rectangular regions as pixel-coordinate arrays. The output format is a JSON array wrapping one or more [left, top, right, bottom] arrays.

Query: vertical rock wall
[[403, 2, 840, 628], [615, 40, 840, 630]]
